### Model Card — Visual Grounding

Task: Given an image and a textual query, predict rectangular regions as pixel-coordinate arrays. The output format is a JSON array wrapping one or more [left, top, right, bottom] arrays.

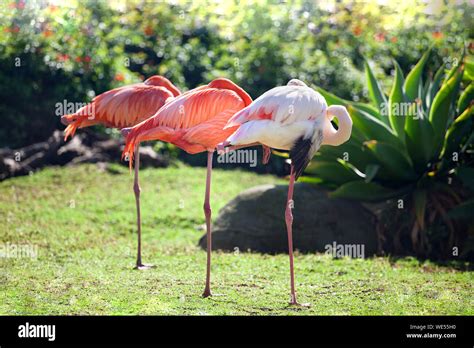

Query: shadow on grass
[[386, 255, 473, 272]]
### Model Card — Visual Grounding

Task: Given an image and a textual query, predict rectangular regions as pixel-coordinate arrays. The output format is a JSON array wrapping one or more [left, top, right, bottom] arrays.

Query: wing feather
[[148, 87, 246, 130], [226, 85, 327, 128], [92, 85, 174, 128], [182, 109, 239, 149]]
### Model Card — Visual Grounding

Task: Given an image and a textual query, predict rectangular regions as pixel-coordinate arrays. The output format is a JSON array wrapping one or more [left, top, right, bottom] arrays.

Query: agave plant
[[305, 47, 473, 259]]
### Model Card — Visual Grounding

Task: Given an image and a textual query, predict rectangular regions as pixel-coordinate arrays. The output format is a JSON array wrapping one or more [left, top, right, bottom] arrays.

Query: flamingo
[[61, 75, 181, 270], [121, 77, 252, 297], [218, 79, 352, 306]]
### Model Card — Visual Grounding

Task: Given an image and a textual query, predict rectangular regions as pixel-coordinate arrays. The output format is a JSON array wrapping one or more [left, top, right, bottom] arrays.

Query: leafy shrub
[[306, 47, 474, 259], [1, 1, 470, 148]]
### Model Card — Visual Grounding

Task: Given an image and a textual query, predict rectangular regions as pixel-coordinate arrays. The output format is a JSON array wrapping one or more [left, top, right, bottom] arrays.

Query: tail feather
[[290, 136, 312, 181], [224, 107, 249, 129], [289, 127, 323, 180]]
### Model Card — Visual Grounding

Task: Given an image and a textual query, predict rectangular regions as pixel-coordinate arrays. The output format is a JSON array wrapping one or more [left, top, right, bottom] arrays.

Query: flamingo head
[[61, 114, 77, 126]]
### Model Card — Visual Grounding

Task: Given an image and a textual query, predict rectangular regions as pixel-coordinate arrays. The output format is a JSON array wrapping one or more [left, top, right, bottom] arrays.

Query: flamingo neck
[[322, 105, 353, 146]]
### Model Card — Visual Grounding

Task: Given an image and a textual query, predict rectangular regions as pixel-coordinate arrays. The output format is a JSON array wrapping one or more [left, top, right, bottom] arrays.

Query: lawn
[[0, 164, 472, 315]]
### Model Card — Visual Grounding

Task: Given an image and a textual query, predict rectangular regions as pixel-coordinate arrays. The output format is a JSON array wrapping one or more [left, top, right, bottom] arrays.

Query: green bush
[[306, 47, 474, 259], [1, 1, 470, 148], [0, 2, 124, 147]]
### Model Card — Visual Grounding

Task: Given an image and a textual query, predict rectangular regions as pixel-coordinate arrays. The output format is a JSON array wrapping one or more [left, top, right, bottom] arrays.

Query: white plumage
[[223, 79, 352, 179], [226, 79, 327, 146], [219, 79, 353, 306]]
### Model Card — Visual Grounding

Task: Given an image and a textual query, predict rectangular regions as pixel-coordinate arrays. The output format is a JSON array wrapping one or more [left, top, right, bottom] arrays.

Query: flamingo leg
[[216, 141, 260, 155], [202, 151, 213, 297], [285, 165, 298, 305], [133, 145, 154, 270], [262, 145, 271, 164], [284, 166, 310, 307]]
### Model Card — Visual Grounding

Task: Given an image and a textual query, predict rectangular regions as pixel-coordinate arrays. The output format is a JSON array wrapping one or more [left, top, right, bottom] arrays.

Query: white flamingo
[[218, 79, 352, 306]]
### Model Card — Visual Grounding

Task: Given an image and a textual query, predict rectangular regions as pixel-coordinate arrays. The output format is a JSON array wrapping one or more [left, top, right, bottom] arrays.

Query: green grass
[[0, 163, 472, 315]]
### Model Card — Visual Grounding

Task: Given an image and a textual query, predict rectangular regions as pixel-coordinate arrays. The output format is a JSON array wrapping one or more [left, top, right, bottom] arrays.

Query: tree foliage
[[0, 0, 471, 147]]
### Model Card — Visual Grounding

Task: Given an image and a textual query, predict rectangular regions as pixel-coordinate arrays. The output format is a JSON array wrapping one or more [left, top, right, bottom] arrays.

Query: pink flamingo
[[61, 75, 181, 270], [219, 79, 352, 305], [121, 77, 252, 297]]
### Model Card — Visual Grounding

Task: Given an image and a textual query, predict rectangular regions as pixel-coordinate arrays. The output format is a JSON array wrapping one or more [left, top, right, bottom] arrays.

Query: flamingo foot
[[288, 301, 311, 308], [202, 288, 213, 298], [134, 263, 155, 270], [289, 294, 311, 307]]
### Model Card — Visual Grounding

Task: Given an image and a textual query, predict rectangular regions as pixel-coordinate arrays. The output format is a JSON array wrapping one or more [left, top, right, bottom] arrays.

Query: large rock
[[198, 184, 377, 255], [0, 129, 171, 181], [56, 136, 90, 164], [0, 157, 21, 180], [0, 131, 64, 179], [137, 145, 169, 168]]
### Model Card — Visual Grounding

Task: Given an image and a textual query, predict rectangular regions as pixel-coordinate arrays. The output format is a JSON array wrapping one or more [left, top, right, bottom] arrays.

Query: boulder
[[69, 152, 111, 165], [19, 151, 49, 172], [0, 129, 170, 181], [0, 157, 21, 180], [46, 130, 64, 154], [94, 138, 123, 157], [0, 131, 64, 179], [198, 183, 378, 255], [15, 142, 49, 159], [56, 136, 90, 164], [137, 145, 169, 168]]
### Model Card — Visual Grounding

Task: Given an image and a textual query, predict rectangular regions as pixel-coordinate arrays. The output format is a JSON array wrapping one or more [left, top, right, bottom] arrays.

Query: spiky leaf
[[457, 82, 474, 114], [465, 56, 474, 81], [404, 47, 431, 101], [413, 189, 427, 230], [429, 64, 464, 153], [426, 64, 445, 110], [364, 60, 388, 118], [329, 180, 396, 201], [388, 61, 407, 144], [352, 102, 381, 119], [442, 105, 474, 159], [405, 103, 435, 171], [319, 141, 376, 172], [364, 140, 416, 181], [443, 47, 465, 85], [304, 161, 361, 185], [347, 105, 402, 149], [364, 164, 379, 183], [315, 87, 348, 106]]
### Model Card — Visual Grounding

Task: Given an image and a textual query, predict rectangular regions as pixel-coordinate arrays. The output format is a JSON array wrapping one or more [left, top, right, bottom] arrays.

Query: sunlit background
[[0, 1, 473, 315], [0, 0, 472, 147]]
